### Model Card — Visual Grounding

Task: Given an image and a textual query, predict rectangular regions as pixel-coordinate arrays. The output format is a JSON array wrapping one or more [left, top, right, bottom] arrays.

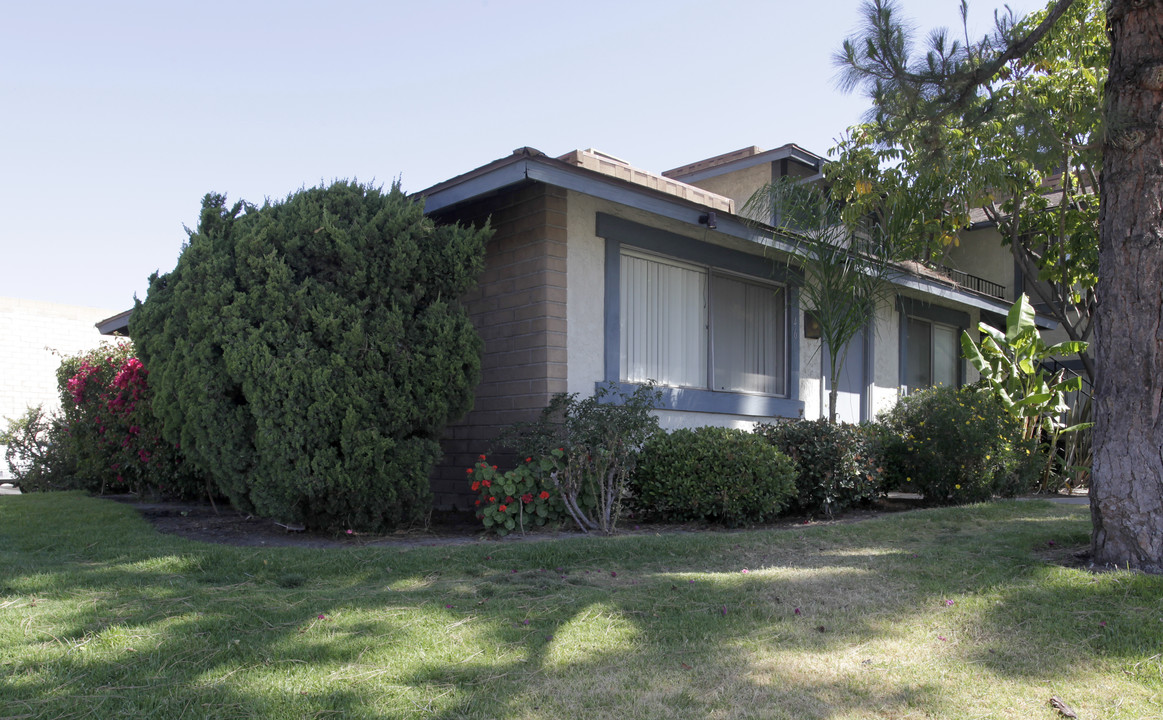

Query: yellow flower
[[955, 484, 961, 490]]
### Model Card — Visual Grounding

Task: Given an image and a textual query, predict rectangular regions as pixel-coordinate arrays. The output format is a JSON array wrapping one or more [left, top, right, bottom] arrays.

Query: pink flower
[[945, 599, 955, 607], [794, 608, 801, 615], [741, 569, 749, 574], [938, 635, 947, 642], [318, 614, 326, 620], [345, 529, 353, 535]]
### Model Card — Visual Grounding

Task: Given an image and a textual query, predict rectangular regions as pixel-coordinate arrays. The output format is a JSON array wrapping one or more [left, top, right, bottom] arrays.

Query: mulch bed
[[103, 494, 929, 550]]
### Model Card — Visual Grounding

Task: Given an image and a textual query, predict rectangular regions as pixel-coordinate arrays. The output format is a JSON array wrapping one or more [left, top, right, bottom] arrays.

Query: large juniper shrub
[[756, 419, 882, 517], [131, 181, 489, 531], [632, 426, 797, 526], [875, 384, 1039, 504]]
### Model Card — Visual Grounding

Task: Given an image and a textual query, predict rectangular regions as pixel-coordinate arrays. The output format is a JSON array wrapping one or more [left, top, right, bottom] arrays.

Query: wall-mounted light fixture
[[698, 212, 717, 230], [804, 310, 822, 339]]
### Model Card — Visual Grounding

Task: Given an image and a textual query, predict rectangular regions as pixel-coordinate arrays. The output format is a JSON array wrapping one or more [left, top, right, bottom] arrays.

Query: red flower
[[475, 499, 480, 506], [481, 479, 491, 488], [505, 496, 514, 504], [479, 454, 487, 460], [491, 465, 497, 470], [466, 468, 473, 474], [539, 491, 550, 500], [471, 481, 480, 491], [488, 496, 495, 503], [525, 457, 532, 462], [522, 493, 534, 504], [498, 504, 508, 512]]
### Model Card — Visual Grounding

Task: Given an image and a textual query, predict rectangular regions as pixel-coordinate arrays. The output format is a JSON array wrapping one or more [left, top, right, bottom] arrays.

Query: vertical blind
[[711, 274, 785, 395], [907, 317, 960, 391], [932, 324, 959, 388], [620, 250, 785, 395], [620, 253, 707, 388]]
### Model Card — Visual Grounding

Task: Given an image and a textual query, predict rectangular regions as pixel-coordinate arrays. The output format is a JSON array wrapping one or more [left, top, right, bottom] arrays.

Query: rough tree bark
[[1092, 0, 1163, 573]]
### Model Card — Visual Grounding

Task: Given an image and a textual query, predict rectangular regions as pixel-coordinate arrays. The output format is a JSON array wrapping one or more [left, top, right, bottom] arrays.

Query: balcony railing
[[936, 265, 1006, 300]]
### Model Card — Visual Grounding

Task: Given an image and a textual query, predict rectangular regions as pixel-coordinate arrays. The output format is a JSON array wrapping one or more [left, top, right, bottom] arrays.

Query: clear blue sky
[[2, 0, 1051, 312]]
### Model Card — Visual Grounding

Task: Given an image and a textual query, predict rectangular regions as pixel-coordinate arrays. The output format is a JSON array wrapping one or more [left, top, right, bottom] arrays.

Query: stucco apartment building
[[94, 142, 1042, 510], [418, 144, 1038, 509]]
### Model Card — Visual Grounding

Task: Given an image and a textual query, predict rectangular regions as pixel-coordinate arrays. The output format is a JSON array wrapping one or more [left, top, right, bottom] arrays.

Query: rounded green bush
[[756, 419, 882, 517], [874, 385, 1039, 505], [632, 426, 797, 525], [131, 181, 489, 531]]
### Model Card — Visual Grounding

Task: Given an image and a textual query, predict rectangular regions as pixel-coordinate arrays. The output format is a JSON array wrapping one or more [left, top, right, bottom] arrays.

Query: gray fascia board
[[522, 161, 803, 257], [888, 270, 1058, 330], [420, 154, 1048, 330], [422, 155, 802, 257], [419, 161, 531, 213], [96, 310, 132, 336]]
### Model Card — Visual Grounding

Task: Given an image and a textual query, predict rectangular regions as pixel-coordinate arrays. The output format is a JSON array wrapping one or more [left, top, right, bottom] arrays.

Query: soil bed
[[104, 494, 928, 549]]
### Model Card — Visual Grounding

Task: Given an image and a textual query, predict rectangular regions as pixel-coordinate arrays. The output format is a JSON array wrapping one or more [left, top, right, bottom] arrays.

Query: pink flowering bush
[[56, 342, 207, 498], [468, 454, 566, 536]]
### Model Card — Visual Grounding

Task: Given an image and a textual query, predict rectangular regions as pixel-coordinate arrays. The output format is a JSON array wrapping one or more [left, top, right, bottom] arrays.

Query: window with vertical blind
[[904, 316, 960, 391], [619, 249, 787, 396]]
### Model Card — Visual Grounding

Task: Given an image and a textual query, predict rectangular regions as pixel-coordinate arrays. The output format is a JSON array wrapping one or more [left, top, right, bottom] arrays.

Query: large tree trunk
[[1091, 0, 1163, 573]]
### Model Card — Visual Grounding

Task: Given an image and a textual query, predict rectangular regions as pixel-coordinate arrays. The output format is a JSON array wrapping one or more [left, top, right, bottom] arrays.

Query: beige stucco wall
[[946, 227, 1015, 301], [799, 332, 824, 421], [681, 162, 773, 213], [565, 191, 607, 397], [1, 297, 119, 479]]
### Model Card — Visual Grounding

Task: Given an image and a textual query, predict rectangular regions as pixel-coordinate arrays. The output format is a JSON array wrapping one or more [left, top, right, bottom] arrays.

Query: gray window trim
[[599, 213, 804, 418], [897, 296, 969, 393]]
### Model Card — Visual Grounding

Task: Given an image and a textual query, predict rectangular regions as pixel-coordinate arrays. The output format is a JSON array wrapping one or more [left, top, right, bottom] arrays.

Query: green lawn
[[1, 493, 1159, 719]]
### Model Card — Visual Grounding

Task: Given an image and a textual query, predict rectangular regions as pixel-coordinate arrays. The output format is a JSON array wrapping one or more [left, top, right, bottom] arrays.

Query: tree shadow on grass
[[4, 495, 1151, 719]]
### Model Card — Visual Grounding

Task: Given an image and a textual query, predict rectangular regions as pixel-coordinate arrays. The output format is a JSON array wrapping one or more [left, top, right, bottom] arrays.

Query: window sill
[[603, 382, 805, 419]]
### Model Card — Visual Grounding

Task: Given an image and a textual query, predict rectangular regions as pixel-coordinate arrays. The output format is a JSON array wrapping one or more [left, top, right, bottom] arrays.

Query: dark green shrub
[[1, 405, 75, 491], [756, 419, 882, 517], [875, 385, 1039, 504], [633, 426, 797, 525], [131, 181, 490, 531]]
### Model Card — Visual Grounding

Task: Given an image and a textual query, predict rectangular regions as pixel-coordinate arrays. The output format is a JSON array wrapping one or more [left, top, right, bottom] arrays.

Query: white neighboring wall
[[0, 297, 120, 479]]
